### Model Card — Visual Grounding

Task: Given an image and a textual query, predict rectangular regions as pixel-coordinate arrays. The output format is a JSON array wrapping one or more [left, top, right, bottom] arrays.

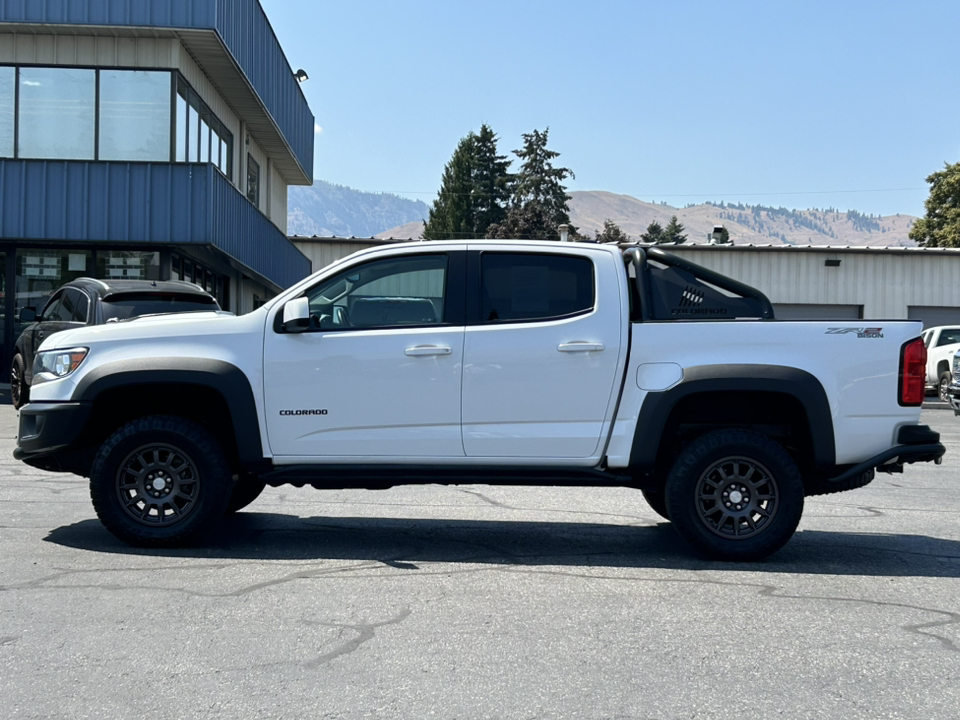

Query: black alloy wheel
[[665, 429, 804, 561], [114, 443, 202, 525]]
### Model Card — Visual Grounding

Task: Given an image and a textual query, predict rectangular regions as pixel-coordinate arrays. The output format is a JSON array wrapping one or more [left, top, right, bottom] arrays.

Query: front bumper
[[14, 402, 93, 472], [949, 383, 960, 414]]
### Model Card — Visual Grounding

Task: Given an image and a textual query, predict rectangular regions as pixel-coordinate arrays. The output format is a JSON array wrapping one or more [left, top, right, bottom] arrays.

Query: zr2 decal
[[826, 327, 884, 339]]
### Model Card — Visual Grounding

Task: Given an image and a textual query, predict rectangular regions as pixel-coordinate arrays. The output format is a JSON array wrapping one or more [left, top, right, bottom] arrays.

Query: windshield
[[101, 293, 219, 321]]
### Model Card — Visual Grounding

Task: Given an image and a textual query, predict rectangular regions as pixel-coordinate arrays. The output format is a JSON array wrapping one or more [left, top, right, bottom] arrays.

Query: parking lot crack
[[302, 608, 412, 668]]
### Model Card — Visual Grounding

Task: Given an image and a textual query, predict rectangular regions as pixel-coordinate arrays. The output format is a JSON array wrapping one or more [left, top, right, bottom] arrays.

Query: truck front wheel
[[90, 415, 233, 547], [939, 371, 952, 402], [664, 429, 804, 561]]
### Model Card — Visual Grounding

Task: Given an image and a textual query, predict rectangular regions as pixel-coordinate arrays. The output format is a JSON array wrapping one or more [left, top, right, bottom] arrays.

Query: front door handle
[[558, 342, 605, 352], [405, 345, 452, 356]]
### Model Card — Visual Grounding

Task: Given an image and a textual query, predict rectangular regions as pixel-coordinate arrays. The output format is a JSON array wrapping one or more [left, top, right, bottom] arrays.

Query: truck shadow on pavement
[[45, 513, 960, 577]]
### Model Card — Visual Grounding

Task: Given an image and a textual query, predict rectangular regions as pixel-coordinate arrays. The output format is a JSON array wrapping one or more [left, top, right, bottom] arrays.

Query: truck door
[[461, 248, 624, 459], [263, 251, 466, 458]]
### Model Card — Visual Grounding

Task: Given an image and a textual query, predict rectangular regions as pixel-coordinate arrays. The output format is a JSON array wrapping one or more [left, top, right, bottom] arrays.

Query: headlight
[[32, 347, 88, 385]]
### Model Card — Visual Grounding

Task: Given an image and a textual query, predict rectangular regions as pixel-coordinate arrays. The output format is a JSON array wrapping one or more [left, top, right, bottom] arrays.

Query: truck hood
[[42, 309, 265, 351]]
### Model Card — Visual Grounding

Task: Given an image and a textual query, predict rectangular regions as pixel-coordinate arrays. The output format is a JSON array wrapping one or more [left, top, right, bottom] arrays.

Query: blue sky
[[260, 0, 960, 218]]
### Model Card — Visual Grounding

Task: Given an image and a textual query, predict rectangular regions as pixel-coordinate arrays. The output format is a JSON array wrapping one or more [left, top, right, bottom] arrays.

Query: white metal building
[[290, 237, 960, 329]]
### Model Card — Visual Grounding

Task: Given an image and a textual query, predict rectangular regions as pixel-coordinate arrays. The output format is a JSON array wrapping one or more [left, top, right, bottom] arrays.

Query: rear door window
[[479, 252, 594, 323], [52, 289, 81, 322]]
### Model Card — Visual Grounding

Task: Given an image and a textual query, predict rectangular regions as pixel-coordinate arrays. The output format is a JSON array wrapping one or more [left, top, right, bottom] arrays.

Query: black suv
[[11, 278, 221, 409]]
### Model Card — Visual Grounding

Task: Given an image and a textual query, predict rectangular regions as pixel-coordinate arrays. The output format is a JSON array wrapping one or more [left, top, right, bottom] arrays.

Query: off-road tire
[[90, 415, 233, 547], [665, 429, 804, 561]]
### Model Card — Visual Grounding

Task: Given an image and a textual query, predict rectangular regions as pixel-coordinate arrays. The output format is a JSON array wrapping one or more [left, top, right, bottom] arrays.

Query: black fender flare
[[629, 364, 836, 470], [73, 358, 264, 465]]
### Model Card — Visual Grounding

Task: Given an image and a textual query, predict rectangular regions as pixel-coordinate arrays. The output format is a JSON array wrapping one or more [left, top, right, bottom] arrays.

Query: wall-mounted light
[[294, 69, 309, 83], [825, 258, 841, 267]]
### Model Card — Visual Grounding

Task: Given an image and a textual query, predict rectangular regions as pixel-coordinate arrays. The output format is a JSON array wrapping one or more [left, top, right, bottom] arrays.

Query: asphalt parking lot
[[2, 397, 960, 720]]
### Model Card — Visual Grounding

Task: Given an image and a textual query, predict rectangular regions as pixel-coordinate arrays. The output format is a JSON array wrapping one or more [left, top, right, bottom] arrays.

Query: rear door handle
[[405, 345, 452, 356], [558, 342, 605, 352]]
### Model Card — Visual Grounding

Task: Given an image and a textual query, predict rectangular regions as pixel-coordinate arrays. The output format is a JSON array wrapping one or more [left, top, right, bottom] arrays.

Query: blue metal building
[[0, 0, 314, 368]]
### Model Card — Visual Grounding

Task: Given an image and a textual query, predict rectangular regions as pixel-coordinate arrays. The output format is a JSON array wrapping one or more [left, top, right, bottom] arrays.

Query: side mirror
[[19, 307, 37, 323], [281, 297, 311, 333]]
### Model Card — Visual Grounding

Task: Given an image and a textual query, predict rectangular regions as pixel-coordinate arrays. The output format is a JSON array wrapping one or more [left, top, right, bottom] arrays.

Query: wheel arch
[[629, 364, 835, 478], [73, 358, 263, 470]]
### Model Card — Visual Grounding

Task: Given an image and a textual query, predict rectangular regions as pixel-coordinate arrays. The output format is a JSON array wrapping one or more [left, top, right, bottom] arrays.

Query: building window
[[170, 252, 229, 309], [18, 67, 96, 160], [247, 154, 260, 206], [0, 66, 13, 158], [99, 70, 171, 162], [0, 65, 233, 177], [174, 76, 232, 177], [96, 251, 160, 281], [15, 249, 92, 326]]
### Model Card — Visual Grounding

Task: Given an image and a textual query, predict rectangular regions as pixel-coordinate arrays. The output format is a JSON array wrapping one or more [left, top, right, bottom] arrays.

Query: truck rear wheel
[[90, 415, 232, 547], [665, 429, 804, 561]]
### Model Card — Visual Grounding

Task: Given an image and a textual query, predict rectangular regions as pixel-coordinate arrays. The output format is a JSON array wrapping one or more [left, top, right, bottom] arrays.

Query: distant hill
[[568, 191, 916, 246], [288, 181, 429, 238], [375, 191, 918, 246]]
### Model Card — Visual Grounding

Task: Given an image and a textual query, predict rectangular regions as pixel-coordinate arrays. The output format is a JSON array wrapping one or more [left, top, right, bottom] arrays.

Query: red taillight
[[900, 337, 926, 406]]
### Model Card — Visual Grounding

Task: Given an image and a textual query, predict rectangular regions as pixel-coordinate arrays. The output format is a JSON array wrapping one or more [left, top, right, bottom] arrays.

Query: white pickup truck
[[921, 325, 960, 401], [14, 241, 945, 560]]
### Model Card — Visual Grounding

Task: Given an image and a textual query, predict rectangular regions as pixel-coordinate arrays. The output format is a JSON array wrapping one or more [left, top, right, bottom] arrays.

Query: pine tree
[[640, 221, 665, 244], [422, 124, 512, 240], [594, 219, 631, 243], [487, 128, 574, 240], [662, 215, 688, 244], [423, 133, 477, 240], [470, 124, 512, 234]]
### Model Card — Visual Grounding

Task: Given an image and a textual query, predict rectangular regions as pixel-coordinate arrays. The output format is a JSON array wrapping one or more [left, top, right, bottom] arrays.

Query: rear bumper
[[828, 425, 944, 485]]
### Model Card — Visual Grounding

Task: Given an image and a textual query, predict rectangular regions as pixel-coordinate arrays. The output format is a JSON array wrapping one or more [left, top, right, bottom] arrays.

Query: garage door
[[773, 304, 862, 320], [907, 306, 960, 330]]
